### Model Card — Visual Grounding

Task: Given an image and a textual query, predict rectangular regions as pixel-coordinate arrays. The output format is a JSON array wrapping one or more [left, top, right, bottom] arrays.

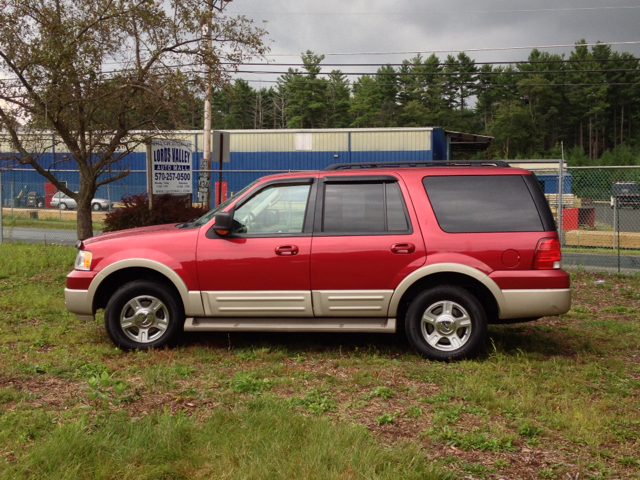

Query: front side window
[[232, 183, 311, 235], [321, 182, 410, 234]]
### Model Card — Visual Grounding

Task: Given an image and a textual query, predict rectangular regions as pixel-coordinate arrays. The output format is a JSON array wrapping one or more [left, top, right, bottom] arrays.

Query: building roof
[[445, 130, 494, 153]]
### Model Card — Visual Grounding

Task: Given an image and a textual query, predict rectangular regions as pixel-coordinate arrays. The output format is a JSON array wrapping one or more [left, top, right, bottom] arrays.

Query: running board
[[184, 317, 396, 333]]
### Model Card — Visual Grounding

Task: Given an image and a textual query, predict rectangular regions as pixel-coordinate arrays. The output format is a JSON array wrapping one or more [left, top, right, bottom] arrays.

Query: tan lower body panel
[[311, 290, 393, 317], [202, 291, 313, 317], [500, 288, 572, 319], [184, 317, 396, 333]]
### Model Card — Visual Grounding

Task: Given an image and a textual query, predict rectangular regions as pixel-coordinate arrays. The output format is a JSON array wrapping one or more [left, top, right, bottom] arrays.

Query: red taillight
[[533, 238, 561, 269]]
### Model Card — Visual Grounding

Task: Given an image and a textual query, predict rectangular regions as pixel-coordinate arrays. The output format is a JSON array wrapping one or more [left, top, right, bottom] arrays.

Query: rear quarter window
[[422, 175, 546, 233]]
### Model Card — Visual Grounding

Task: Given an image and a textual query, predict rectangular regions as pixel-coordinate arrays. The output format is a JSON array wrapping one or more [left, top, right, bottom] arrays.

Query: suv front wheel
[[105, 280, 184, 349], [405, 286, 487, 361]]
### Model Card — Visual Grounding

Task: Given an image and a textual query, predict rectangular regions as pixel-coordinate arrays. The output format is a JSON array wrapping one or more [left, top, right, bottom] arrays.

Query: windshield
[[189, 179, 260, 228]]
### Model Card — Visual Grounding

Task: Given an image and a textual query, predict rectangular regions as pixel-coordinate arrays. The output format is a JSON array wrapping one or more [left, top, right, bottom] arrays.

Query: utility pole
[[201, 0, 232, 210]]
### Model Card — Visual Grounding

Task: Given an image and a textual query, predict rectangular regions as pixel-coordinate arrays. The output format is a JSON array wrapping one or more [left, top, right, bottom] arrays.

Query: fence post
[[10, 180, 13, 217], [616, 197, 621, 272], [558, 155, 564, 245], [613, 198, 617, 249]]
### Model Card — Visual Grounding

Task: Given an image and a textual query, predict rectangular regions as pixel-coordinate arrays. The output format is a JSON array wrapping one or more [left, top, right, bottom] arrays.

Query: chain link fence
[[2, 164, 640, 273], [541, 165, 640, 273]]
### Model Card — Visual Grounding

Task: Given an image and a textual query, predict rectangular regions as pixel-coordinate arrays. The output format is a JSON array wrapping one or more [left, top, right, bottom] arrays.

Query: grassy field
[[1, 215, 104, 232], [0, 243, 638, 479]]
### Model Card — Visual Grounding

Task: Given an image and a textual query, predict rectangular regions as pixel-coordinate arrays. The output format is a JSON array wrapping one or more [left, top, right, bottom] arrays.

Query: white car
[[50, 192, 112, 211]]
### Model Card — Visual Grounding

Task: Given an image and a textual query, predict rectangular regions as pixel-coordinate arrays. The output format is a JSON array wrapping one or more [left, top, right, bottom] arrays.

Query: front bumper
[[64, 288, 94, 321]]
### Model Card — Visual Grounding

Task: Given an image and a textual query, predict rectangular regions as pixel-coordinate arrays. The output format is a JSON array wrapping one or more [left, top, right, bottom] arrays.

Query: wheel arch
[[90, 259, 204, 317], [389, 264, 504, 324]]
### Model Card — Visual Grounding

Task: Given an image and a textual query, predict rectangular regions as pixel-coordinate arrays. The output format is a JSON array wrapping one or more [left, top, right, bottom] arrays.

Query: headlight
[[74, 250, 93, 271]]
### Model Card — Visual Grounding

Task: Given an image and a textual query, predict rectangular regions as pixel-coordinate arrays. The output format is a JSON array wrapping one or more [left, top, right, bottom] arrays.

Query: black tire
[[92, 203, 102, 211], [104, 280, 184, 350], [405, 285, 487, 361], [59, 202, 67, 210]]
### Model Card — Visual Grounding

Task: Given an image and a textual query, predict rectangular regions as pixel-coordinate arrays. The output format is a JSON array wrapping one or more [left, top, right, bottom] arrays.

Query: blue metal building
[[1, 127, 494, 204]]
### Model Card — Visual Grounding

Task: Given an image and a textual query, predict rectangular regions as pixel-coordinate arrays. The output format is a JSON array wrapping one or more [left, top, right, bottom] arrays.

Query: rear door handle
[[275, 245, 299, 256], [390, 243, 415, 254]]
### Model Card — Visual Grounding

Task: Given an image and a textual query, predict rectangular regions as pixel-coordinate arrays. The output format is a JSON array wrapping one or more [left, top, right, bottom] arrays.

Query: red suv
[[65, 161, 571, 360]]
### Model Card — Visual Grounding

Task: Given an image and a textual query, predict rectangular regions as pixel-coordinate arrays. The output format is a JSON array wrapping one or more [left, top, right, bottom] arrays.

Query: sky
[[223, 0, 640, 86]]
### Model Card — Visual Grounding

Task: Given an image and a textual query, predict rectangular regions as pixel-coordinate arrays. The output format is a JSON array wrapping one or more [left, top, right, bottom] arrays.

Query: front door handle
[[390, 243, 415, 254], [275, 245, 299, 256]]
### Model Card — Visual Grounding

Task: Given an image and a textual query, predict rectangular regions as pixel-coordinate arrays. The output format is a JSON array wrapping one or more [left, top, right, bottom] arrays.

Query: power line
[[236, 68, 640, 77], [230, 58, 640, 68], [236, 79, 640, 87], [230, 6, 640, 16], [83, 56, 640, 73], [2, 61, 637, 85], [262, 41, 640, 57]]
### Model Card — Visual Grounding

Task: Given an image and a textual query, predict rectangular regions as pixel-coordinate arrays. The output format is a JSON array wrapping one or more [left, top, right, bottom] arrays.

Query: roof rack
[[324, 160, 510, 170]]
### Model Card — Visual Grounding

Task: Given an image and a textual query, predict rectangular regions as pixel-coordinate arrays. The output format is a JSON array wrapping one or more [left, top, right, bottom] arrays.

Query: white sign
[[152, 139, 192, 195], [295, 133, 313, 151]]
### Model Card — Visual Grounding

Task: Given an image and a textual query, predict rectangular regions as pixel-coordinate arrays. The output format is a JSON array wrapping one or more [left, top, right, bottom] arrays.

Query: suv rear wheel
[[105, 280, 183, 349], [405, 286, 487, 361]]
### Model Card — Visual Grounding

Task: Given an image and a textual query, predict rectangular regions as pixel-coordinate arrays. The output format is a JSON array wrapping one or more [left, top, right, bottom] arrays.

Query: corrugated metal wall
[[225, 128, 438, 190], [1, 128, 445, 204]]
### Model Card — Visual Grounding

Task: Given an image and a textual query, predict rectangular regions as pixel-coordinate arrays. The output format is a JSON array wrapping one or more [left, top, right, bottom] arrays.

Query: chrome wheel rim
[[420, 300, 472, 351], [119, 295, 169, 344]]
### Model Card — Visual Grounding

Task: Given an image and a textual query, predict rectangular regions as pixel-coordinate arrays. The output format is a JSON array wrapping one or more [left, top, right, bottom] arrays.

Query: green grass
[[1, 215, 104, 231], [1, 400, 445, 480], [0, 243, 639, 479]]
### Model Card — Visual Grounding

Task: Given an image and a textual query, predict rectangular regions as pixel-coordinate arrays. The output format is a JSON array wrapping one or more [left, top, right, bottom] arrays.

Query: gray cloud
[[226, 0, 640, 84]]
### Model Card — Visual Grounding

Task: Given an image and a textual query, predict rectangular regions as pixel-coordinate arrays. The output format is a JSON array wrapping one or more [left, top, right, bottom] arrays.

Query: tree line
[[203, 41, 640, 165]]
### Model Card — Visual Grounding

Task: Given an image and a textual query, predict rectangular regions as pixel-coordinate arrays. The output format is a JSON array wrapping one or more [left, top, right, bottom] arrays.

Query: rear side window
[[422, 175, 544, 233], [322, 182, 410, 234]]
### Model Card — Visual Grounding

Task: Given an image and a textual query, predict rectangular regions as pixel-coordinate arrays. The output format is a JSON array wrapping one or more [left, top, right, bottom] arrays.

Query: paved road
[[563, 252, 640, 273], [1, 227, 79, 245], [591, 203, 640, 232]]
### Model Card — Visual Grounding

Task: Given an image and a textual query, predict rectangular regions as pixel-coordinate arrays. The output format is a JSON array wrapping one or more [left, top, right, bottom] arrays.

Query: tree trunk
[[589, 117, 593, 161], [614, 107, 617, 151], [595, 114, 598, 159], [580, 121, 583, 150], [621, 105, 624, 146], [76, 177, 97, 240]]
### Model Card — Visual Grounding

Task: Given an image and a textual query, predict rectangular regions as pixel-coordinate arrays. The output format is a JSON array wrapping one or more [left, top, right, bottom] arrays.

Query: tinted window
[[386, 182, 410, 231], [422, 175, 544, 233], [322, 182, 410, 234]]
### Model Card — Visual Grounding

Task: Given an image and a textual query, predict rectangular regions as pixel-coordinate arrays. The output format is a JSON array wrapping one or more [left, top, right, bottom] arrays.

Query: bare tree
[[0, 0, 267, 239]]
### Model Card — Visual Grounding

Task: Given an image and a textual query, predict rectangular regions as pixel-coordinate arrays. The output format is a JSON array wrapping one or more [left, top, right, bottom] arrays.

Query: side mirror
[[213, 211, 234, 236]]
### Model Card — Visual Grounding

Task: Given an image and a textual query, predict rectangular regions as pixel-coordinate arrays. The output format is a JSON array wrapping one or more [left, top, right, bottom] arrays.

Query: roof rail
[[324, 160, 510, 170]]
